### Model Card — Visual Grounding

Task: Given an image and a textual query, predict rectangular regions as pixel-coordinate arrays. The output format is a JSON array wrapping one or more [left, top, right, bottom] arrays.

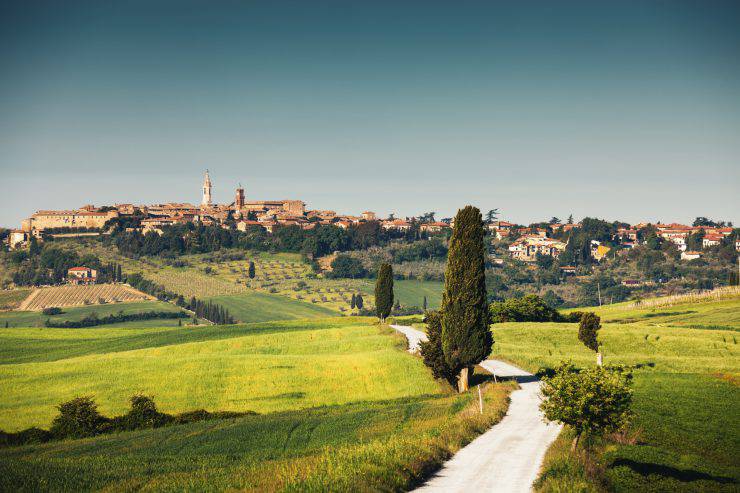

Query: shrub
[[49, 396, 109, 439], [42, 307, 62, 316], [489, 294, 561, 323], [119, 394, 173, 430], [578, 312, 601, 354], [540, 362, 633, 451], [419, 311, 457, 386], [561, 311, 585, 323], [329, 256, 368, 279]]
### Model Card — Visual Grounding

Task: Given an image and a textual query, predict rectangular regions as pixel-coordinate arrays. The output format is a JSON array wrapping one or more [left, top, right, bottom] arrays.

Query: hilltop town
[[6, 172, 738, 268]]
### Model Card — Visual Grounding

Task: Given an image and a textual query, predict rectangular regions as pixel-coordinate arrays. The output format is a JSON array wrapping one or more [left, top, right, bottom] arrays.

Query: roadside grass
[[0, 300, 187, 329], [0, 289, 31, 310], [0, 318, 442, 432], [496, 296, 740, 492], [0, 314, 516, 491]]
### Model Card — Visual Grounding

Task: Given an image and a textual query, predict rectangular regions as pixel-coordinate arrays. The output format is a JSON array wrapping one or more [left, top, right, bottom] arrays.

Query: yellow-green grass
[[0, 377, 514, 492], [207, 291, 336, 323], [0, 300, 186, 329], [0, 289, 31, 311], [495, 297, 740, 492], [0, 318, 442, 432], [0, 315, 516, 491]]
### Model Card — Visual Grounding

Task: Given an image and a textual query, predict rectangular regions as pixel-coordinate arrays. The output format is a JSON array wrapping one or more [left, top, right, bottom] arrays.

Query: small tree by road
[[540, 362, 633, 451], [419, 310, 456, 385], [375, 263, 394, 322], [579, 312, 602, 365]]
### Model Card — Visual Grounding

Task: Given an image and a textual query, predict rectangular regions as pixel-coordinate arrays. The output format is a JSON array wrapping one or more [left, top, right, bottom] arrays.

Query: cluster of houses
[[6, 173, 738, 263]]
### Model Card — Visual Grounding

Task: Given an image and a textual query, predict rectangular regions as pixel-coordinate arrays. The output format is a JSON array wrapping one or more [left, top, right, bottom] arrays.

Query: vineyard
[[0, 289, 32, 311], [56, 240, 441, 313], [18, 284, 154, 311]]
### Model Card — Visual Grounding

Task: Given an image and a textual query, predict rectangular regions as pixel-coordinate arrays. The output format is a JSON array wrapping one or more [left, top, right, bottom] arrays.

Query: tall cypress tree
[[441, 205, 492, 392], [248, 261, 256, 279], [375, 263, 394, 322]]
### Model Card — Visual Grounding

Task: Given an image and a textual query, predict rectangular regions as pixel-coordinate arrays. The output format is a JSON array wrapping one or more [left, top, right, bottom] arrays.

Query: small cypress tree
[[579, 312, 602, 365], [248, 261, 256, 279], [423, 296, 428, 311], [375, 263, 394, 322], [351, 293, 356, 309], [355, 293, 364, 310], [441, 205, 492, 392]]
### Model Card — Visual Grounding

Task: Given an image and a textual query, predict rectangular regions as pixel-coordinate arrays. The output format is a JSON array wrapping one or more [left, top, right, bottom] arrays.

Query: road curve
[[390, 324, 562, 493]]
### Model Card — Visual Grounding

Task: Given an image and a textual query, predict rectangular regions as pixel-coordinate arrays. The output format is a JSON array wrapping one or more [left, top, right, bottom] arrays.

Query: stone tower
[[235, 183, 245, 209], [202, 170, 212, 206]]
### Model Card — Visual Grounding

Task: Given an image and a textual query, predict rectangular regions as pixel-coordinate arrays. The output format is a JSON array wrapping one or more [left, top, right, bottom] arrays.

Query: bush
[[49, 396, 109, 439], [561, 311, 585, 323], [329, 255, 368, 279], [42, 307, 62, 316], [489, 295, 561, 323], [119, 394, 173, 430], [0, 427, 53, 447]]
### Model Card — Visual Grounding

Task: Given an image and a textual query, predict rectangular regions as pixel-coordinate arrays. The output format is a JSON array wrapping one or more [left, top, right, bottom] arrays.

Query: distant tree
[[329, 255, 367, 278], [441, 206, 492, 392], [355, 293, 364, 310], [485, 208, 500, 223], [375, 263, 394, 322], [549, 217, 561, 225], [579, 312, 602, 365], [567, 214, 574, 225], [387, 213, 395, 221], [29, 236, 41, 256], [685, 230, 705, 251], [420, 310, 457, 385], [541, 362, 633, 451], [116, 264, 122, 282], [248, 261, 256, 279], [350, 293, 356, 309], [423, 295, 428, 311]]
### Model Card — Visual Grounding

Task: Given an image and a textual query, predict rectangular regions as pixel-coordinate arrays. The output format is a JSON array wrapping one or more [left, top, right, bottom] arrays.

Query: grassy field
[[0, 300, 188, 329], [0, 316, 515, 491], [0, 289, 31, 310], [208, 291, 336, 323], [492, 296, 740, 492]]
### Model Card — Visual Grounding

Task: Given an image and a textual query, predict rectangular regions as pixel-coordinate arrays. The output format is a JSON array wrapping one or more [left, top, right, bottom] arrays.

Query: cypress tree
[[350, 293, 356, 309], [375, 263, 394, 322], [248, 261, 256, 279], [356, 293, 364, 310], [441, 205, 492, 392], [579, 312, 602, 365], [423, 296, 428, 311]]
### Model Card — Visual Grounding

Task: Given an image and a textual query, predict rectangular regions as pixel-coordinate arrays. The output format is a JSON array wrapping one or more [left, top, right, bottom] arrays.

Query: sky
[[1, 0, 739, 228]]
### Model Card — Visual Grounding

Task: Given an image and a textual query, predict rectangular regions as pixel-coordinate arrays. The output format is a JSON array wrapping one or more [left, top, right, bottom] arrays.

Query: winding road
[[390, 324, 562, 493]]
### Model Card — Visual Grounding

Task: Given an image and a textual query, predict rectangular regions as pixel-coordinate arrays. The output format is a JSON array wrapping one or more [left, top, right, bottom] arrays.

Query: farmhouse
[[66, 267, 97, 285]]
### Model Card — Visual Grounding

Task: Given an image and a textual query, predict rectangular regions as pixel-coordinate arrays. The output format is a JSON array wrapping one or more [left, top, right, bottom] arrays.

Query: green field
[[492, 297, 740, 492], [207, 291, 336, 322], [0, 289, 32, 310], [0, 300, 188, 329], [0, 317, 514, 491]]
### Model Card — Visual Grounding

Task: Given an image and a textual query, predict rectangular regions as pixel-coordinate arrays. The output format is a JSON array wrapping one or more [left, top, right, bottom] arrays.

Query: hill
[[491, 295, 740, 492], [0, 317, 513, 491]]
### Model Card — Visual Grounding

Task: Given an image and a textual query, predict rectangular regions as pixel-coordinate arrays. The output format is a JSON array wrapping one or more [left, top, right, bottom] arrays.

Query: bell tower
[[235, 183, 245, 209], [202, 170, 212, 206]]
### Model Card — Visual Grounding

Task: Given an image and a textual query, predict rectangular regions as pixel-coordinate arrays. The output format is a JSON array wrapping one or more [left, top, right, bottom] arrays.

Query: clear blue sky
[[1, 0, 739, 227]]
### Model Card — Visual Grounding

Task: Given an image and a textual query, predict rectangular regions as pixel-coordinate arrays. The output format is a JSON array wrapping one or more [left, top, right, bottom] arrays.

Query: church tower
[[235, 183, 245, 209], [202, 170, 212, 206]]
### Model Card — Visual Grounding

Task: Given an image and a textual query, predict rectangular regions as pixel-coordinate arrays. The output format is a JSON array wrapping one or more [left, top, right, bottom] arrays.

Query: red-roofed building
[[67, 267, 97, 285]]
